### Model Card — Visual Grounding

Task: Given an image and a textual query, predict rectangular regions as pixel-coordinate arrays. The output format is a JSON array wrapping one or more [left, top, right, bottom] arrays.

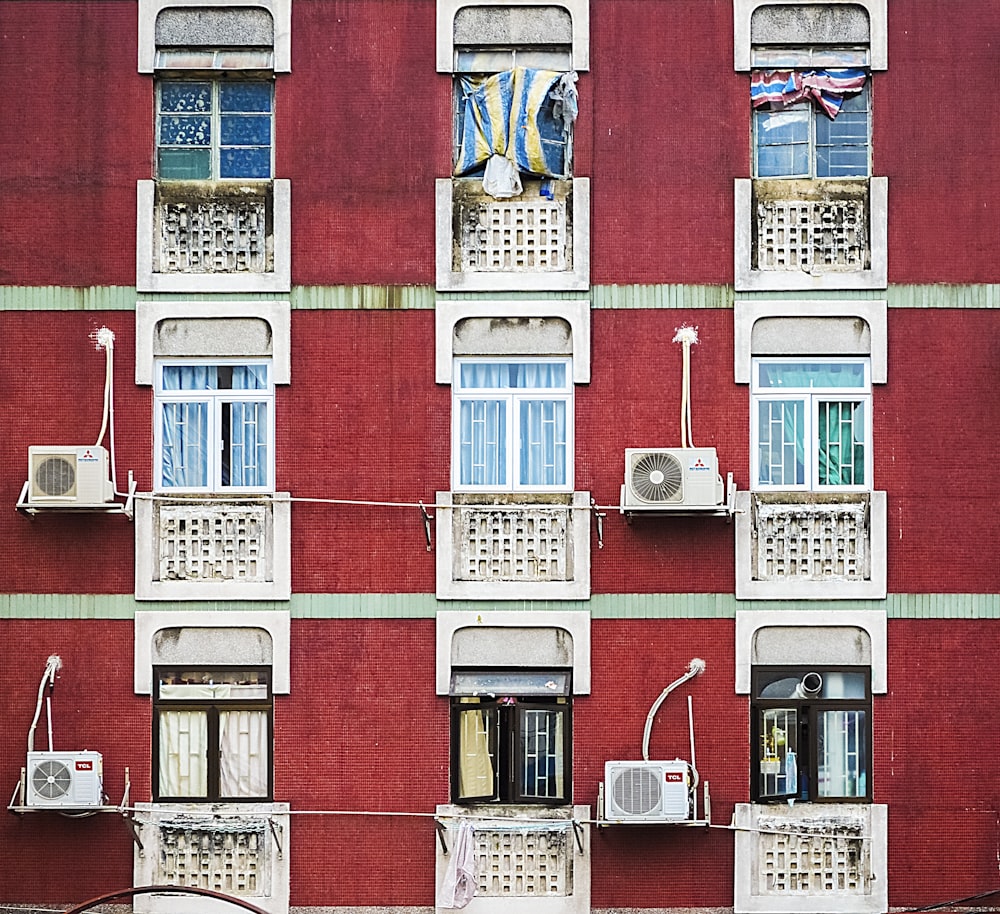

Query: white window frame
[[452, 357, 573, 493], [751, 357, 871, 492], [156, 77, 275, 181], [154, 358, 275, 494], [753, 81, 871, 179]]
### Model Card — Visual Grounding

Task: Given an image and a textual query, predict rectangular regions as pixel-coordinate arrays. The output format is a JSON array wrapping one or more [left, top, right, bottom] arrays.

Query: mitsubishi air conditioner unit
[[28, 446, 114, 506], [604, 760, 692, 823], [26, 751, 104, 809], [623, 447, 724, 509]]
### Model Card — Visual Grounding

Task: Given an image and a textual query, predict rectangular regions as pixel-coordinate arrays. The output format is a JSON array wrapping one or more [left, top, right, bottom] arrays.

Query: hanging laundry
[[436, 820, 477, 909], [751, 69, 867, 118]]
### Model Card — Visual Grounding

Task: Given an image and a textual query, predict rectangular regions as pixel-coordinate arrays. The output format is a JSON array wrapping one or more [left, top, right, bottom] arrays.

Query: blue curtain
[[229, 402, 269, 487], [520, 399, 567, 486], [459, 399, 506, 486]]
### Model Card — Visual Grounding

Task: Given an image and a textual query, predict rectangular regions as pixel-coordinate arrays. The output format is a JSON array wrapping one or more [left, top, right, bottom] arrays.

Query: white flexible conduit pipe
[[27, 655, 62, 754], [672, 325, 699, 449], [93, 327, 118, 492], [641, 657, 706, 762]]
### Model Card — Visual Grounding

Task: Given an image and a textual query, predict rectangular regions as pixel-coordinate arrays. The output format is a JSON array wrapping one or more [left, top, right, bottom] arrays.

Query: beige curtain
[[458, 709, 494, 799], [159, 710, 208, 797], [219, 709, 269, 797]]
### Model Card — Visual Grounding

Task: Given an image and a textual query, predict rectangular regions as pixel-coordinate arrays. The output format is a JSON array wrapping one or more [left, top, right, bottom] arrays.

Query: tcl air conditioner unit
[[623, 448, 724, 509], [604, 760, 691, 823], [26, 751, 104, 808], [28, 446, 114, 506]]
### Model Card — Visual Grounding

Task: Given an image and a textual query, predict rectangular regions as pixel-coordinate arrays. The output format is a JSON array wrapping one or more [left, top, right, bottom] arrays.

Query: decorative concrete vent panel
[[133, 804, 290, 914], [754, 179, 869, 274], [436, 492, 591, 600], [135, 496, 291, 601], [155, 183, 273, 276], [476, 825, 572, 896], [157, 501, 272, 584], [734, 803, 887, 914], [455, 179, 571, 274], [459, 504, 571, 583], [753, 494, 870, 582]]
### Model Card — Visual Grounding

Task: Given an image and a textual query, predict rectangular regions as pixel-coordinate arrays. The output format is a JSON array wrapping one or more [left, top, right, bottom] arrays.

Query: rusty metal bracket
[[420, 500, 433, 551], [435, 819, 449, 855], [591, 497, 605, 550]]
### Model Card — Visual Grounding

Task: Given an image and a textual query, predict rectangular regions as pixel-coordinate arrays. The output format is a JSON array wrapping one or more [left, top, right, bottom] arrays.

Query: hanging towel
[[436, 820, 477, 909]]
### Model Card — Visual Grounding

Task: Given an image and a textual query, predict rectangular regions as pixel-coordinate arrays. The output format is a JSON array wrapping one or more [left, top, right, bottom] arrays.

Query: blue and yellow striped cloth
[[454, 67, 573, 178]]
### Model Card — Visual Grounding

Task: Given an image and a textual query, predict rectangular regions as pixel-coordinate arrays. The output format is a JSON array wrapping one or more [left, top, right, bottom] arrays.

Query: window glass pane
[[221, 114, 272, 147], [161, 401, 209, 488], [459, 361, 568, 390], [159, 113, 212, 147], [519, 399, 567, 486], [158, 148, 211, 180], [220, 146, 271, 179], [451, 671, 571, 697], [459, 398, 507, 486], [755, 108, 809, 177], [759, 707, 797, 797], [456, 706, 498, 799], [159, 709, 208, 797], [225, 401, 269, 487], [817, 90, 870, 177], [162, 365, 219, 391], [817, 400, 865, 486], [520, 708, 566, 800], [219, 709, 269, 797], [756, 398, 805, 486], [757, 361, 867, 390], [158, 669, 269, 699], [818, 709, 866, 797], [219, 82, 272, 113], [160, 81, 212, 114]]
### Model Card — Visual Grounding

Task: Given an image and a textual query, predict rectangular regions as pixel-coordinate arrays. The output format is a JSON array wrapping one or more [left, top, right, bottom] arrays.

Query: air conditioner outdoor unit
[[623, 447, 724, 509], [604, 760, 692, 823], [26, 751, 104, 808], [27, 446, 114, 506]]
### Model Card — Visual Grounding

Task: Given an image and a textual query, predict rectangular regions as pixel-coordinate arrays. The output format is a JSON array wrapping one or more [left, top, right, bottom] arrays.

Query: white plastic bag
[[482, 154, 522, 199]]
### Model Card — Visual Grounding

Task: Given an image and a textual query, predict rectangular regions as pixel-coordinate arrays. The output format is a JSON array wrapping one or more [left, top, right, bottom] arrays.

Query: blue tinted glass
[[159, 114, 211, 147], [220, 114, 272, 146], [158, 148, 211, 179], [220, 82, 272, 113], [755, 109, 809, 177], [220, 147, 271, 178], [459, 362, 567, 389], [757, 362, 867, 389], [817, 145, 869, 178], [160, 82, 211, 113]]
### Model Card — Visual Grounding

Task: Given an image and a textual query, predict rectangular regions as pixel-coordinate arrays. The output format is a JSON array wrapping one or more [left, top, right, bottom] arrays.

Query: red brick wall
[[0, 618, 995, 908], [2, 0, 998, 286], [3, 308, 999, 596]]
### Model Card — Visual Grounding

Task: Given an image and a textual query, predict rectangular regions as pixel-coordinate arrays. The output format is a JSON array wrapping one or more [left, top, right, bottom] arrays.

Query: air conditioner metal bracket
[[621, 473, 737, 522], [16, 473, 137, 520]]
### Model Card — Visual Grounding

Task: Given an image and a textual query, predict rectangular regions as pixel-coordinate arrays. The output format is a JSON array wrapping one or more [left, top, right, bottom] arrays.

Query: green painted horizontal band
[[3, 285, 1000, 312], [2, 593, 1000, 620]]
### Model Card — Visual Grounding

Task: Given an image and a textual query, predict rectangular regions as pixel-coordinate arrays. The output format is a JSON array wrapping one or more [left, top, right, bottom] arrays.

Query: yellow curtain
[[458, 709, 494, 799]]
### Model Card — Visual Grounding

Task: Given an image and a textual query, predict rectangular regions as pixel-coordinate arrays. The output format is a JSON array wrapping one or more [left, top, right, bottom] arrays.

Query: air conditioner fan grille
[[630, 452, 683, 503], [611, 766, 662, 815], [35, 456, 75, 497], [32, 759, 72, 799]]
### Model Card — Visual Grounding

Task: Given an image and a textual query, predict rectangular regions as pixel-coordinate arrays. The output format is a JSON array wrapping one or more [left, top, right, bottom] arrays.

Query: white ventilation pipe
[[792, 671, 823, 698], [642, 657, 706, 762], [27, 655, 62, 754], [672, 325, 699, 449]]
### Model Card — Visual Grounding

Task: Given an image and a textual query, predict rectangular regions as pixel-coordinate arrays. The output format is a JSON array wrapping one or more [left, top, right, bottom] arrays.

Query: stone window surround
[[136, 180, 292, 294], [133, 609, 291, 694], [435, 609, 591, 694], [733, 0, 888, 72], [436, 300, 591, 384], [435, 178, 591, 293], [138, 0, 292, 73], [436, 0, 590, 72], [135, 301, 291, 386], [733, 300, 887, 384], [734, 177, 888, 292], [734, 608, 887, 694]]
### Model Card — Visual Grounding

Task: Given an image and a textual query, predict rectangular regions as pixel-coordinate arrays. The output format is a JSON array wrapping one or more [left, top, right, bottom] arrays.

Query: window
[[453, 358, 573, 492], [751, 358, 871, 490], [155, 361, 274, 492], [154, 667, 272, 801], [451, 670, 571, 805], [751, 665, 871, 803], [157, 79, 273, 180], [752, 65, 870, 178]]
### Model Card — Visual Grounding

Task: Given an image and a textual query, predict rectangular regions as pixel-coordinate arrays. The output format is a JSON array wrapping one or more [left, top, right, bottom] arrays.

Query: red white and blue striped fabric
[[751, 69, 867, 118]]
